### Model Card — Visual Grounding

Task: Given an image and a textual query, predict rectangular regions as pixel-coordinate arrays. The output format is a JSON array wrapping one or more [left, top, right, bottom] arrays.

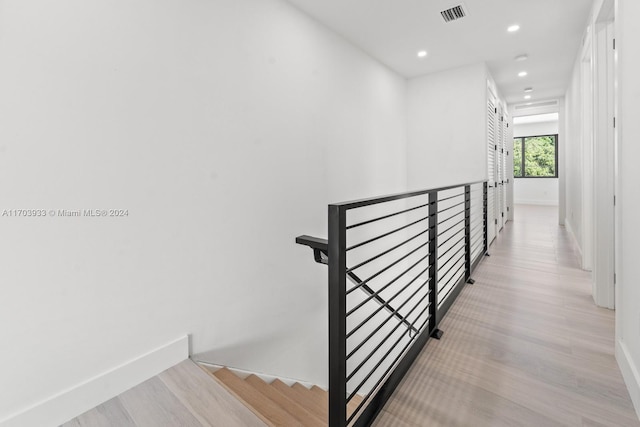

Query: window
[[513, 134, 558, 178]]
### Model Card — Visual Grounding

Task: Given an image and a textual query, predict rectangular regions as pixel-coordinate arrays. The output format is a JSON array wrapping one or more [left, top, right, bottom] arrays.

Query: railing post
[[328, 204, 347, 427], [483, 182, 488, 254], [427, 191, 440, 337], [464, 185, 471, 281]]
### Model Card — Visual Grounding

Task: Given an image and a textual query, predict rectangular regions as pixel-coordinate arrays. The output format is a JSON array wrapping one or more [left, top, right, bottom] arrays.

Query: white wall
[[564, 0, 640, 417], [616, 0, 640, 419], [406, 63, 488, 189], [513, 120, 559, 206], [565, 60, 585, 249], [0, 0, 408, 424], [558, 98, 567, 225]]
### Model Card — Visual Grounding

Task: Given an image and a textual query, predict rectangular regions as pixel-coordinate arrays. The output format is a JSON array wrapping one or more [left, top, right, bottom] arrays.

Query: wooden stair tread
[[292, 383, 325, 404], [271, 379, 327, 422], [244, 375, 325, 427], [207, 365, 366, 426], [308, 385, 328, 401], [213, 368, 303, 427]]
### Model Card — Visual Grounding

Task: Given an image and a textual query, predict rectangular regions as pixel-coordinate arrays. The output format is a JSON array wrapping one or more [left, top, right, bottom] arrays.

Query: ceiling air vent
[[440, 4, 467, 23]]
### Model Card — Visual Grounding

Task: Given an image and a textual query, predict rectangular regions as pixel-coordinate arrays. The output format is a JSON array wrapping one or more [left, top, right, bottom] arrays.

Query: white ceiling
[[285, 0, 593, 105]]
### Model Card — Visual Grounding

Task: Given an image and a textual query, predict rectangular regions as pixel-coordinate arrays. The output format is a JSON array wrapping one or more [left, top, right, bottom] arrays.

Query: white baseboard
[[617, 340, 640, 421], [0, 335, 189, 427], [514, 199, 558, 206]]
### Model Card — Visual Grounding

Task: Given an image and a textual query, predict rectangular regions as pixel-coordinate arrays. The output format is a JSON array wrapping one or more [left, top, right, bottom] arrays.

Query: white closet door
[[497, 106, 504, 231], [502, 112, 509, 226], [487, 91, 497, 245]]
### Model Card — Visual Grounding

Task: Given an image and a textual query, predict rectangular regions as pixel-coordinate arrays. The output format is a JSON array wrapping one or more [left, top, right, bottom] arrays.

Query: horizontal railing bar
[[437, 258, 465, 293], [470, 225, 484, 243], [472, 248, 485, 269], [437, 220, 466, 249], [471, 241, 483, 256], [470, 210, 483, 221], [437, 217, 466, 239], [347, 265, 431, 339], [346, 314, 431, 425], [471, 247, 483, 262], [471, 223, 484, 239], [331, 180, 487, 210], [346, 214, 431, 252], [346, 278, 430, 358], [436, 234, 466, 265], [346, 240, 429, 296], [470, 225, 483, 242], [347, 248, 430, 310], [472, 225, 484, 241], [346, 310, 431, 412], [470, 218, 482, 231], [437, 192, 464, 204], [471, 212, 484, 226], [436, 200, 466, 215], [438, 270, 465, 304], [346, 290, 431, 383], [470, 225, 482, 240], [471, 236, 484, 253], [438, 243, 465, 277], [346, 227, 430, 273], [346, 202, 431, 230], [471, 247, 483, 264], [438, 258, 464, 295], [437, 210, 465, 227]]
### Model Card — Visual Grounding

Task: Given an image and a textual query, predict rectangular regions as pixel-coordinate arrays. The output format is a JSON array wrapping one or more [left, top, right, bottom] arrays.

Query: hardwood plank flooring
[[373, 205, 640, 427], [61, 360, 266, 427]]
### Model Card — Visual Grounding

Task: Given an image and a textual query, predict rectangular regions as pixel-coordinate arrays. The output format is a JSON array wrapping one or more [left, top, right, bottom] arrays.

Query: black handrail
[[297, 180, 488, 427]]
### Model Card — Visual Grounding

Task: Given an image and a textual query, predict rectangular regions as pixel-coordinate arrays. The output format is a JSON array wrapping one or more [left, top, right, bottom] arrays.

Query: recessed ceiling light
[[518, 71, 528, 77], [508, 24, 520, 32], [524, 95, 532, 100], [515, 54, 528, 61], [417, 50, 428, 58], [524, 87, 533, 93]]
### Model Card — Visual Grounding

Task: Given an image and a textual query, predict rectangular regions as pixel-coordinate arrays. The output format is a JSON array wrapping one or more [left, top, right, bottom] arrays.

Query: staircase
[[202, 366, 364, 427]]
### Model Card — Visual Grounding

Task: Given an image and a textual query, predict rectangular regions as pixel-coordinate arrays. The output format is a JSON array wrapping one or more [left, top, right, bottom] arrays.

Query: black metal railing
[[297, 181, 488, 427]]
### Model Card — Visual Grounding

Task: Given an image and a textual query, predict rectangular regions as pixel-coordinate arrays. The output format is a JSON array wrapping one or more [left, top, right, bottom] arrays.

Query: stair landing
[[62, 359, 266, 427]]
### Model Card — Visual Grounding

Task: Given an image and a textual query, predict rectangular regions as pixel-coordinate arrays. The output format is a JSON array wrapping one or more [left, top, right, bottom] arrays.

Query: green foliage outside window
[[513, 135, 557, 178], [513, 139, 522, 177]]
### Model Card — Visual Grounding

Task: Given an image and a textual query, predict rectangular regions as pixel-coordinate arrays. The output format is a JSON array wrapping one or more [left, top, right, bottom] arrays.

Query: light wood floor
[[63, 205, 639, 427], [373, 205, 639, 427], [61, 359, 266, 427]]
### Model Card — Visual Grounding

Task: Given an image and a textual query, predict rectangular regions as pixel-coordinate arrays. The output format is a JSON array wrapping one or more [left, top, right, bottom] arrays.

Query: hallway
[[373, 205, 638, 427]]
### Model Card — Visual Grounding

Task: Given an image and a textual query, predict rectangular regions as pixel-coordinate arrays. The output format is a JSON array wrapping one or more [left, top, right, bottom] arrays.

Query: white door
[[501, 110, 509, 228], [593, 15, 616, 308], [497, 106, 505, 231], [487, 90, 497, 245]]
